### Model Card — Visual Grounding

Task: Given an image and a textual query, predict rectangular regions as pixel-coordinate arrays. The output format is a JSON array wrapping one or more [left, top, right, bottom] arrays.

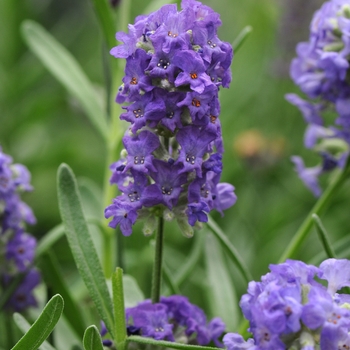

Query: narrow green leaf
[[312, 214, 337, 258], [123, 275, 145, 308], [12, 294, 64, 350], [163, 263, 181, 295], [112, 268, 127, 350], [174, 232, 204, 287], [231, 26, 253, 53], [90, 0, 116, 50], [205, 232, 238, 331], [83, 326, 104, 350], [279, 156, 350, 263], [207, 216, 252, 284], [12, 314, 56, 350], [57, 163, 115, 338], [39, 251, 87, 337], [20, 20, 108, 141], [36, 224, 65, 259], [127, 336, 219, 350]]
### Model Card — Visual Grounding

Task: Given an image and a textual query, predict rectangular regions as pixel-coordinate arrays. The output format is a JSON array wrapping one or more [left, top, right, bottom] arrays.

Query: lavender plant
[[0, 147, 40, 312], [286, 0, 350, 196], [105, 0, 236, 237]]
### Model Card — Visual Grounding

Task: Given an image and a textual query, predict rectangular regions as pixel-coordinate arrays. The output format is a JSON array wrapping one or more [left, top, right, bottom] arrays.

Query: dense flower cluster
[[0, 147, 40, 312], [105, 0, 236, 236], [223, 258, 350, 350], [286, 0, 350, 196], [101, 295, 225, 347]]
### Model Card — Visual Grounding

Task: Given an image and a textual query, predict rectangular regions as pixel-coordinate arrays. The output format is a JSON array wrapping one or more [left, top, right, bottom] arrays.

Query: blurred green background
[[1, 0, 349, 337]]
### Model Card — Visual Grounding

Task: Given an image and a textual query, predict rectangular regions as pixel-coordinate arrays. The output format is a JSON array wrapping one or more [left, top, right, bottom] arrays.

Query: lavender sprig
[[0, 146, 40, 312], [106, 0, 236, 236], [287, 0, 350, 196]]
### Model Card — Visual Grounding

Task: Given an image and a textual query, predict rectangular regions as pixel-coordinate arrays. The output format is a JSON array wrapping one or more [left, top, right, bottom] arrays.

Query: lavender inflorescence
[[105, 0, 236, 236], [224, 259, 350, 350], [0, 147, 40, 312], [101, 295, 226, 348], [286, 0, 350, 196]]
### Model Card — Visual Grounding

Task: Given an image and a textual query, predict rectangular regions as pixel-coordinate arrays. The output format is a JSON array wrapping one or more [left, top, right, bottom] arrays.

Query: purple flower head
[[0, 147, 40, 313], [239, 259, 350, 349], [223, 333, 257, 350], [126, 295, 225, 345], [108, 1, 235, 233], [288, 0, 350, 194]]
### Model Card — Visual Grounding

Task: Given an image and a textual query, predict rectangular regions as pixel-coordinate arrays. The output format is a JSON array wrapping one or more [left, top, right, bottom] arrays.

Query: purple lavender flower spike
[[287, 0, 350, 195], [125, 295, 225, 345], [0, 147, 40, 313], [107, 0, 235, 234], [236, 258, 350, 350]]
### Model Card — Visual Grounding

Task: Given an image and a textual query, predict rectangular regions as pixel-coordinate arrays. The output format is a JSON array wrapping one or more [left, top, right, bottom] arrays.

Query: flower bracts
[[0, 147, 40, 312], [106, 0, 236, 236]]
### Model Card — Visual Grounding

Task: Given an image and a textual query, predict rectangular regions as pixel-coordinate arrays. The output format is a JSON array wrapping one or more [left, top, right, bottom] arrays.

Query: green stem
[[312, 214, 337, 259], [151, 216, 164, 303], [207, 216, 253, 284], [117, 228, 125, 270], [278, 158, 350, 263]]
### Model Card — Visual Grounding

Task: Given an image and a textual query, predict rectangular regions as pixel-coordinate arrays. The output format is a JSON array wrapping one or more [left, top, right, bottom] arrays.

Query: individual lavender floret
[[287, 0, 350, 196], [226, 258, 350, 350], [125, 295, 226, 347], [0, 146, 40, 312], [106, 0, 236, 236]]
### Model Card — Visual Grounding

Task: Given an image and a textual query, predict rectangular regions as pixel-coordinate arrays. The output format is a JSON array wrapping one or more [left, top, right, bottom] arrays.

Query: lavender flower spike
[[106, 0, 236, 236], [0, 146, 40, 312], [287, 0, 350, 195], [228, 258, 350, 350]]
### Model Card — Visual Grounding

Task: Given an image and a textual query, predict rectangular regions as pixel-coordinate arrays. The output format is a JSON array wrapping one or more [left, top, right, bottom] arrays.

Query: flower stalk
[[151, 216, 165, 303]]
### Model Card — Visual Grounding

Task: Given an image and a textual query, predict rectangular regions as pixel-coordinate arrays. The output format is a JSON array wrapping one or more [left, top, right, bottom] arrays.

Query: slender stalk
[[102, 230, 115, 278], [278, 158, 350, 263], [151, 216, 164, 303], [312, 214, 336, 259], [117, 228, 125, 270], [163, 263, 181, 296]]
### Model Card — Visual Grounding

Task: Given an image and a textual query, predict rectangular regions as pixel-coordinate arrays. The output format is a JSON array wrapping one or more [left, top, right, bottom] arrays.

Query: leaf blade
[[83, 326, 104, 350], [56, 163, 115, 338], [20, 20, 108, 141], [12, 295, 64, 350]]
